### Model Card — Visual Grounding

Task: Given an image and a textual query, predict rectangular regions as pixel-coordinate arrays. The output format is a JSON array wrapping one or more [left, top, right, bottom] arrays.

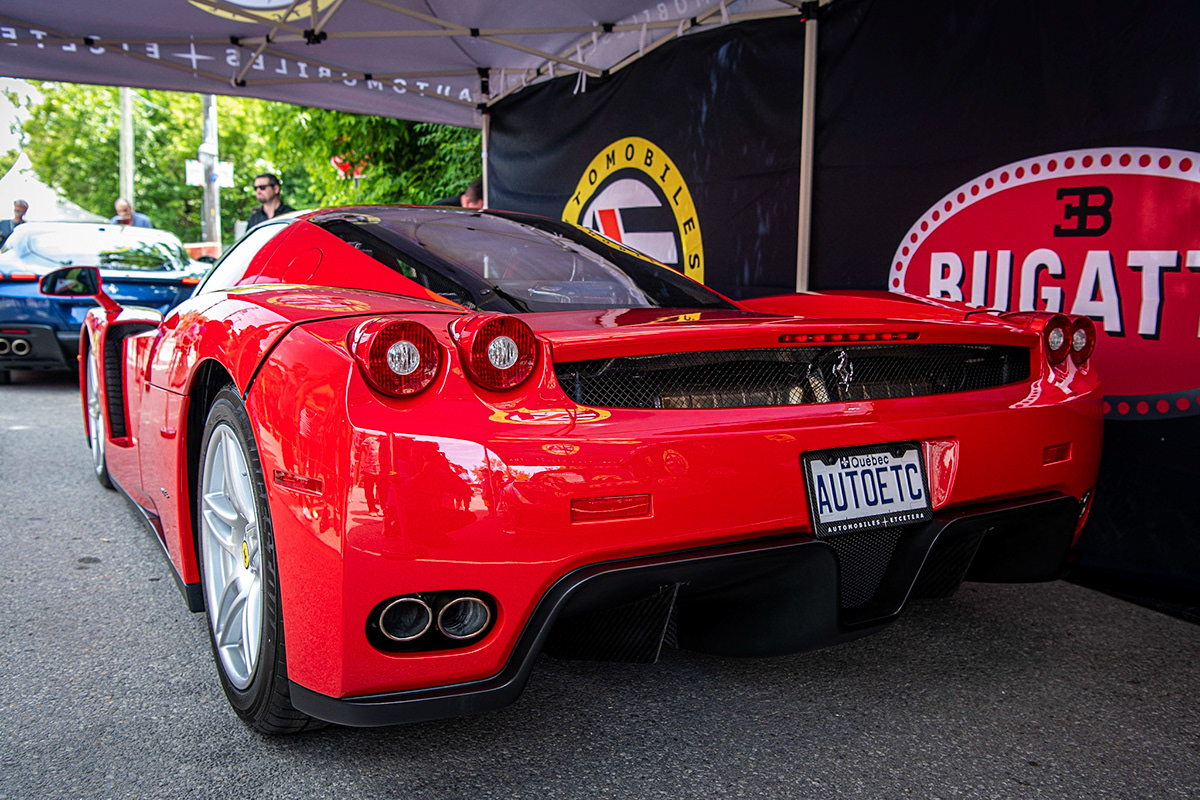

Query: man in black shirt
[[246, 173, 294, 228]]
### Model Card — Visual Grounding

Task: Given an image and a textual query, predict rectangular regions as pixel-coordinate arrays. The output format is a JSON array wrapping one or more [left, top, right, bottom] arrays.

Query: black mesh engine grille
[[554, 343, 1030, 409]]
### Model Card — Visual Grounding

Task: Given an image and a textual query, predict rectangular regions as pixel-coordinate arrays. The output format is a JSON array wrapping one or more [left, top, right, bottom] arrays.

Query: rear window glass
[[317, 209, 733, 313]]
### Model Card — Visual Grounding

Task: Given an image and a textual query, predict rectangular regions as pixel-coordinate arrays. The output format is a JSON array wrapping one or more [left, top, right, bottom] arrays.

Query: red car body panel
[[69, 210, 1104, 724], [248, 313, 1101, 697]]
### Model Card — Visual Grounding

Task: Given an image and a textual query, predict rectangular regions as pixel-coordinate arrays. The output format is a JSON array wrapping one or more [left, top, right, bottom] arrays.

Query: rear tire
[[197, 386, 324, 734], [85, 353, 113, 490]]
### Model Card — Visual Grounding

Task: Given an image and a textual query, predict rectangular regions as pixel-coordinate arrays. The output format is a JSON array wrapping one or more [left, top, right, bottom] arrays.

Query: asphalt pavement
[[1, 370, 1197, 799]]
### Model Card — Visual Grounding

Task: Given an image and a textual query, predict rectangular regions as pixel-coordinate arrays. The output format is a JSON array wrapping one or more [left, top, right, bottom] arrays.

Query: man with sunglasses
[[246, 173, 294, 228]]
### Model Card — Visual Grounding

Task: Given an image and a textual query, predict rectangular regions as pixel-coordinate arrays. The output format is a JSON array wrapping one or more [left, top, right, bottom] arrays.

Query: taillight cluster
[[1042, 314, 1096, 367], [450, 313, 538, 390], [350, 318, 441, 396], [350, 313, 539, 397]]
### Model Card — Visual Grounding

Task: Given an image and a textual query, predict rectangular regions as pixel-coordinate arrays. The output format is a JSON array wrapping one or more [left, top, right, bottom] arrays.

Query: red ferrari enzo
[[41, 206, 1102, 733]]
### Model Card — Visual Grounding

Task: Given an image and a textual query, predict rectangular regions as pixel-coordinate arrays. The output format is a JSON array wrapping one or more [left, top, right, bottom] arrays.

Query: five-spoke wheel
[[200, 422, 264, 690], [196, 386, 319, 734]]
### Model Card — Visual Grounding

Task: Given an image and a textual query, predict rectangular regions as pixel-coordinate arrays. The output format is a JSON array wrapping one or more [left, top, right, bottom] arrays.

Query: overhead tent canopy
[[0, 0, 822, 285], [0, 0, 809, 128]]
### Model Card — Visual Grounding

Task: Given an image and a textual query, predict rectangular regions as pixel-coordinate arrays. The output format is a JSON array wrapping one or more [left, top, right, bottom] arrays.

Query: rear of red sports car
[[224, 208, 1102, 727]]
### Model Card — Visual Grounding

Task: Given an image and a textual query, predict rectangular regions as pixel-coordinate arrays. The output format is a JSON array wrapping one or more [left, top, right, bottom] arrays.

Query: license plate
[[802, 442, 933, 537]]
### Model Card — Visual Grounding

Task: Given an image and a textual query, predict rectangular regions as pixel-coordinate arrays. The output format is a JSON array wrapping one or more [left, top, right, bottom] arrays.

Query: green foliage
[[18, 83, 268, 242], [0, 149, 17, 177], [260, 105, 481, 206], [15, 83, 481, 244]]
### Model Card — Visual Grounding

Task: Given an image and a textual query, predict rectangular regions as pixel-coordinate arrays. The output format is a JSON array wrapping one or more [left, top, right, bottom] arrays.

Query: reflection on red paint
[[571, 494, 652, 523]]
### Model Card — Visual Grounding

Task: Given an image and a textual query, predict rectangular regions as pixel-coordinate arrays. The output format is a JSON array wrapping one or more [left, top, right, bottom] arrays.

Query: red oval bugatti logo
[[891, 147, 1200, 420]]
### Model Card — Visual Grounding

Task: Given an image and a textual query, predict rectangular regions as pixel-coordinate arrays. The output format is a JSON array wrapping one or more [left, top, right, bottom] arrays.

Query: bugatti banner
[[803, 0, 1200, 595], [891, 147, 1200, 421]]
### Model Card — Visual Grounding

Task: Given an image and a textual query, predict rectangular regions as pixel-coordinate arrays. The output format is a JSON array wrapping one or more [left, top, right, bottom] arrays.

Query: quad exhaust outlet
[[0, 337, 30, 356], [437, 597, 492, 640], [372, 591, 495, 651], [378, 597, 433, 642]]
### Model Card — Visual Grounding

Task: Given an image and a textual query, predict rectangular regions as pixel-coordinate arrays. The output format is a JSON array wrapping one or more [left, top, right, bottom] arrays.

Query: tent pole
[[795, 7, 820, 292], [481, 112, 490, 208], [119, 88, 134, 210]]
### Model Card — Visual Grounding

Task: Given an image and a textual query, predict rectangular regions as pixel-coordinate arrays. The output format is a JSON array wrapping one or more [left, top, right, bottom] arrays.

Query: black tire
[[196, 386, 324, 734], [0, 368, 10, 385]]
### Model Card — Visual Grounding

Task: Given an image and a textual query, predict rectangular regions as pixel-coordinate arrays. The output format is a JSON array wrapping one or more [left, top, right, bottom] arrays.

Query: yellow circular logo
[[241, 541, 250, 569], [563, 137, 704, 283], [190, 0, 321, 23]]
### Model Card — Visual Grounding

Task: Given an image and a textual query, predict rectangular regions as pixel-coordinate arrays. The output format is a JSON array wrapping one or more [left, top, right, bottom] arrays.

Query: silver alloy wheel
[[200, 423, 264, 691], [85, 353, 107, 479]]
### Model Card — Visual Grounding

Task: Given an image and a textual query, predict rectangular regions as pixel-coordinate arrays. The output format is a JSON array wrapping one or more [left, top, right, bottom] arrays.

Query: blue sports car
[[0, 222, 209, 383]]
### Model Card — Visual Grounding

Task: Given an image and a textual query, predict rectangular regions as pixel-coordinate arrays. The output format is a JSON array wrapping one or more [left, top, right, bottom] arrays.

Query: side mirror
[[39, 266, 122, 313], [40, 266, 101, 297]]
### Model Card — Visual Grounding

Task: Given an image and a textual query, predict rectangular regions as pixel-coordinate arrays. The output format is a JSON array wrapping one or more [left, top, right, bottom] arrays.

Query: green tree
[[0, 149, 17, 177], [16, 83, 481, 243], [260, 105, 481, 206], [18, 83, 271, 242]]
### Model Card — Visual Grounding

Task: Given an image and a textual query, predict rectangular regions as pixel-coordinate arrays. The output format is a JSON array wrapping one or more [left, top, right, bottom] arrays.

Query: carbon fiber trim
[[824, 527, 904, 608]]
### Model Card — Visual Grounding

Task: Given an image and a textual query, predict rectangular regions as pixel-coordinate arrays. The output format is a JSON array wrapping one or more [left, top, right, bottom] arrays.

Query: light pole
[[199, 94, 221, 246], [118, 87, 134, 212]]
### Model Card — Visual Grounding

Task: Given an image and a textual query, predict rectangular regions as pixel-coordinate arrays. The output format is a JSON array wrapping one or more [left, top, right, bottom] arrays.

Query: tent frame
[[0, 0, 825, 289]]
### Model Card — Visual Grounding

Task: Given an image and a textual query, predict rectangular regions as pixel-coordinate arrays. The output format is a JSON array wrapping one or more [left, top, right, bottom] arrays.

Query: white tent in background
[[0, 153, 106, 223]]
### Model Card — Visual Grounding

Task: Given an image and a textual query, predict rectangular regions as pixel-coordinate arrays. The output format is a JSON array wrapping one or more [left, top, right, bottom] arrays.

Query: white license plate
[[802, 443, 932, 537]]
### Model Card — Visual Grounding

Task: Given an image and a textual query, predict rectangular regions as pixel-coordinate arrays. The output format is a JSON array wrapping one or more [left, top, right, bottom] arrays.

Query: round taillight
[[455, 315, 537, 390], [350, 318, 441, 396], [1069, 316, 1096, 365], [1043, 314, 1071, 366]]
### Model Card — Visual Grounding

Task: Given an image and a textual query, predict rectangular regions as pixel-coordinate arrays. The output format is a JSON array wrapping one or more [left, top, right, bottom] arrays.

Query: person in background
[[459, 178, 484, 209], [0, 198, 28, 243], [431, 178, 485, 209], [110, 198, 153, 228], [247, 173, 294, 227]]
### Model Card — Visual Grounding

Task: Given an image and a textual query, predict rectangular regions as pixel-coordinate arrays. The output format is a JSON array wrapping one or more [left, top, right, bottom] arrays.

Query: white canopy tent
[[0, 153, 106, 223], [0, 0, 823, 285]]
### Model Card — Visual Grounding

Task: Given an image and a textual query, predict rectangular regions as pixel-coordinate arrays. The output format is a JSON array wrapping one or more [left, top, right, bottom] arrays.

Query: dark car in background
[[0, 221, 208, 383]]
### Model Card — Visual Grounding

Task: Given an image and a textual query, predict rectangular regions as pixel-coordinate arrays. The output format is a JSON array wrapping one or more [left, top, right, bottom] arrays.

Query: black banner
[[810, 0, 1200, 599], [811, 0, 1200, 289], [489, 18, 807, 300]]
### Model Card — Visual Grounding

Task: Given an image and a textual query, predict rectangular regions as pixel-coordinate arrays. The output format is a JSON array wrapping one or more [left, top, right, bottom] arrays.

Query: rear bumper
[[290, 493, 1079, 727], [0, 324, 76, 371]]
